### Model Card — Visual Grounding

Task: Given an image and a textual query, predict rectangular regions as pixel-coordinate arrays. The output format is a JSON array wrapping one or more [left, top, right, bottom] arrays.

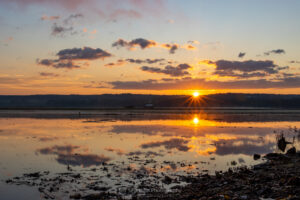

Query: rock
[[287, 177, 300, 186], [286, 147, 296, 155], [83, 193, 104, 200], [24, 172, 40, 178], [170, 185, 182, 190], [162, 175, 172, 184], [265, 153, 280, 159], [70, 193, 81, 199], [89, 186, 110, 191], [253, 154, 261, 160], [5, 179, 12, 183], [240, 195, 248, 199], [231, 161, 237, 166], [71, 174, 81, 179]]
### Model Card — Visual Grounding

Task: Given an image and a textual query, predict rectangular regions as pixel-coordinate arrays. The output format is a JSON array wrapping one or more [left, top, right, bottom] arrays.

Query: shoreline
[[139, 151, 300, 200], [5, 151, 300, 200]]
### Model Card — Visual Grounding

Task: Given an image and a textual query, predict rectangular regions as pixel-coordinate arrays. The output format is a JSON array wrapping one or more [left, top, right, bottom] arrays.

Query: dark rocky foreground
[[140, 151, 300, 200], [5, 149, 300, 200]]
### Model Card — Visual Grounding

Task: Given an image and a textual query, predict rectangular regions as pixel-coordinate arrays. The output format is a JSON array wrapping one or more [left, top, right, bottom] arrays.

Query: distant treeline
[[0, 93, 299, 108]]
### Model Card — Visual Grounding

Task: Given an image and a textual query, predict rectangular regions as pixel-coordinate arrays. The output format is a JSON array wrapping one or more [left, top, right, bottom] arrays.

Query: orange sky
[[1, 0, 300, 95]]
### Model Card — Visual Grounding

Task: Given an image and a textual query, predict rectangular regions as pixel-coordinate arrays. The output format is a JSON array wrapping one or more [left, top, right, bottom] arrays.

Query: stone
[[286, 147, 296, 155], [253, 154, 261, 160]]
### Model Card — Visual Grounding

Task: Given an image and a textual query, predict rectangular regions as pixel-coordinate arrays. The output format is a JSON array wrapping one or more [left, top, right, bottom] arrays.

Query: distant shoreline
[[1, 109, 300, 122], [0, 107, 299, 110]]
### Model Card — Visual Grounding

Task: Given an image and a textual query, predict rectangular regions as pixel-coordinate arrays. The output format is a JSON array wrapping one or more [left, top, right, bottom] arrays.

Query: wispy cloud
[[161, 43, 179, 54], [238, 52, 246, 58], [105, 58, 165, 67], [40, 15, 60, 21], [264, 49, 286, 56], [112, 38, 157, 50], [48, 13, 83, 37], [141, 63, 192, 77], [112, 38, 197, 54], [290, 60, 300, 64], [39, 72, 60, 77]]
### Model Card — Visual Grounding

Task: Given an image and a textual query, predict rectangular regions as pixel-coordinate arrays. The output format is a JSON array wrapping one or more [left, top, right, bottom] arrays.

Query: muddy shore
[[5, 149, 300, 200], [139, 151, 300, 200]]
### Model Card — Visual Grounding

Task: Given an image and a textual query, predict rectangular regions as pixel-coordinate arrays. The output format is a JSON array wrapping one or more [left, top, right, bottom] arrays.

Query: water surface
[[0, 111, 299, 199]]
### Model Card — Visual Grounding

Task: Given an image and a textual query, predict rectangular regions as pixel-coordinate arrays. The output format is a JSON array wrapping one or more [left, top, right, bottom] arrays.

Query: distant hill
[[0, 93, 299, 109]]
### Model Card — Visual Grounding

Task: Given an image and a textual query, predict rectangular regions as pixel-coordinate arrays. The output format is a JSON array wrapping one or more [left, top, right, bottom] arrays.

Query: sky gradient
[[0, 0, 300, 95]]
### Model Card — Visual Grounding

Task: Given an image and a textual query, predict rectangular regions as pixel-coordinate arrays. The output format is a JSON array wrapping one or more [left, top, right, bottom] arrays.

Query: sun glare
[[193, 91, 200, 97], [193, 117, 199, 124]]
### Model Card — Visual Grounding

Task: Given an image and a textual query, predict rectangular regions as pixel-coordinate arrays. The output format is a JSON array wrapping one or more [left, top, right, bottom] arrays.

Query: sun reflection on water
[[193, 116, 199, 125]]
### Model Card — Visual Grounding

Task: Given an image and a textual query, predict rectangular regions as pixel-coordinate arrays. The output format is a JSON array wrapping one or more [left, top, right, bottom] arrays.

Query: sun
[[193, 117, 199, 124], [193, 91, 200, 98]]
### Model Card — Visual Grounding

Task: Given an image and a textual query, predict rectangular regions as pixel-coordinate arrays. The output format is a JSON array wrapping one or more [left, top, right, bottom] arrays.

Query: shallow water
[[0, 111, 300, 199]]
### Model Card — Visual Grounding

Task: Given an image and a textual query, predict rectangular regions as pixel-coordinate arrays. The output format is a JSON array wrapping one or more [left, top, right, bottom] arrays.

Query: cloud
[[109, 76, 300, 90], [82, 80, 109, 88], [57, 47, 111, 60], [141, 138, 190, 152], [140, 63, 192, 77], [48, 13, 83, 37], [212, 60, 281, 74], [108, 9, 142, 21], [39, 72, 60, 77], [104, 59, 126, 67], [51, 23, 74, 36], [1, 0, 89, 10], [90, 29, 97, 34], [264, 49, 286, 56], [37, 47, 111, 69], [161, 43, 179, 54], [105, 58, 165, 67], [183, 44, 197, 50], [112, 38, 157, 50], [161, 43, 197, 54], [37, 145, 111, 167], [38, 137, 59, 142], [238, 52, 246, 58], [126, 58, 165, 64], [1, 0, 168, 23], [40, 15, 60, 21], [112, 38, 196, 54], [63, 13, 83, 24], [167, 19, 174, 24], [5, 36, 14, 42], [82, 83, 108, 89], [290, 60, 300, 64], [2, 36, 14, 46], [201, 41, 222, 50], [187, 40, 200, 44], [202, 59, 289, 78], [214, 71, 267, 79], [37, 59, 81, 69]]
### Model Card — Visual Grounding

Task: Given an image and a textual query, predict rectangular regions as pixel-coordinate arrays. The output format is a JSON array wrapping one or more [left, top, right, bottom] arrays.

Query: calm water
[[0, 111, 300, 199]]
